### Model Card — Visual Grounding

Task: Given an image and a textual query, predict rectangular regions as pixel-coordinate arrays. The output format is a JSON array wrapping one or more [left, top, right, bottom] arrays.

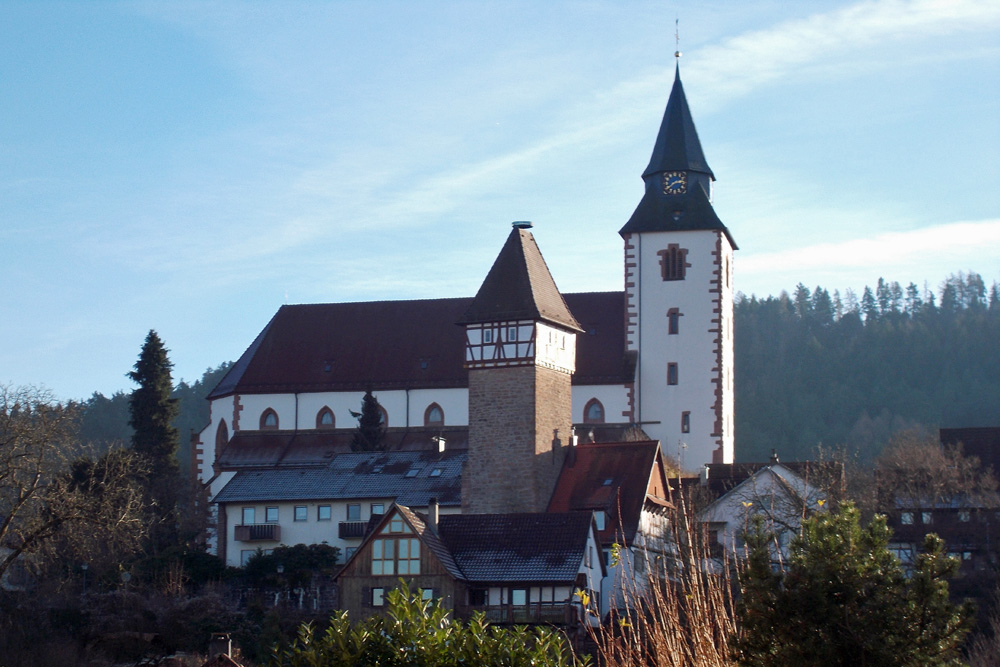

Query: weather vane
[[675, 17, 681, 59]]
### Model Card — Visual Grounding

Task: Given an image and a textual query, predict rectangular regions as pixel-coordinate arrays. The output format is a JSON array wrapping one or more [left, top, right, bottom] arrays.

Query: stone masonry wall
[[463, 364, 572, 514]]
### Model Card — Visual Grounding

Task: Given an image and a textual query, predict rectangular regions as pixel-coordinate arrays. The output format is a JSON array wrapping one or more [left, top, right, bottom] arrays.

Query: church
[[196, 64, 737, 568]]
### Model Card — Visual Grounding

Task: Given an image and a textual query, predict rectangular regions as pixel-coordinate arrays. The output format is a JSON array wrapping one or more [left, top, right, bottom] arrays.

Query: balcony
[[339, 521, 368, 539], [235, 523, 281, 542], [456, 602, 574, 626]]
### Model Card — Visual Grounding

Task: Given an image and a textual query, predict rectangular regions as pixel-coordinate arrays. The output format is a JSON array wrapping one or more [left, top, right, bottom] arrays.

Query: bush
[[268, 583, 587, 666]]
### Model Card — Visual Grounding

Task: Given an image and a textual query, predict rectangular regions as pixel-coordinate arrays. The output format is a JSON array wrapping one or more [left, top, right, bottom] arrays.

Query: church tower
[[620, 64, 737, 468], [459, 223, 583, 513]]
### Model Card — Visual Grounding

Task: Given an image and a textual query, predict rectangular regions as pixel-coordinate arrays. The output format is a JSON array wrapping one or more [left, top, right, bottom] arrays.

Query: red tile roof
[[548, 441, 671, 546], [209, 291, 627, 399]]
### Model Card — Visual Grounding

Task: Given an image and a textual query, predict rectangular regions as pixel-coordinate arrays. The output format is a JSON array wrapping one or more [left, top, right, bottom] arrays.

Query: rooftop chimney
[[209, 633, 232, 659], [427, 497, 439, 534]]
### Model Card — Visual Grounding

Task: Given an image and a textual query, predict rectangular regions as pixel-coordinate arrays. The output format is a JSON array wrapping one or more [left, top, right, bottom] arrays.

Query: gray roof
[[212, 450, 466, 506], [437, 512, 594, 583], [643, 65, 713, 179], [458, 228, 582, 332]]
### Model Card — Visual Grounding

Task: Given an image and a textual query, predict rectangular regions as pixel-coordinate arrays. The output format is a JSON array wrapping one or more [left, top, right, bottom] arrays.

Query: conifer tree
[[350, 389, 386, 452], [128, 330, 180, 549]]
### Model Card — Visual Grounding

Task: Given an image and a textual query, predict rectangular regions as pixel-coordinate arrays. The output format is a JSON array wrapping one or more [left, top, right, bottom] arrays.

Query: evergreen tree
[[861, 286, 878, 322], [350, 389, 386, 452], [128, 330, 181, 549], [733, 504, 973, 666]]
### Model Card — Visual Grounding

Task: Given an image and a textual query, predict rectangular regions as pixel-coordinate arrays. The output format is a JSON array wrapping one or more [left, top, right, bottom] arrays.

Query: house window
[[260, 408, 279, 430], [958, 510, 971, 523], [667, 308, 680, 335], [388, 516, 412, 533], [372, 537, 421, 575], [318, 505, 332, 521], [347, 504, 361, 521], [424, 403, 444, 427], [507, 326, 518, 341], [345, 547, 357, 562], [483, 328, 493, 344], [242, 507, 256, 525], [901, 512, 914, 525], [469, 589, 488, 606], [667, 363, 679, 385], [372, 587, 385, 607], [681, 411, 691, 433], [511, 589, 527, 606], [422, 588, 435, 601], [594, 510, 606, 531], [657, 244, 688, 281], [316, 407, 335, 428], [922, 512, 933, 525], [371, 503, 384, 516], [240, 550, 255, 566], [583, 398, 605, 424], [265, 507, 278, 523], [294, 506, 307, 522]]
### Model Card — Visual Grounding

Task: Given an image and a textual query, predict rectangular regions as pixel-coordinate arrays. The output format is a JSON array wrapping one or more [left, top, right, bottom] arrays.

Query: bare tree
[[0, 385, 148, 582]]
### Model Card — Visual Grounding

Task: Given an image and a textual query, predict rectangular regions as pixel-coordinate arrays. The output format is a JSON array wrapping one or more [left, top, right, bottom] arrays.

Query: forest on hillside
[[71, 272, 999, 470], [735, 272, 1000, 463]]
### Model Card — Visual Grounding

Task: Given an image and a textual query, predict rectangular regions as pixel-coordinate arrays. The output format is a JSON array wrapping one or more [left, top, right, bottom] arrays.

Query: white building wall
[[625, 229, 734, 469], [573, 384, 630, 426], [221, 498, 458, 568]]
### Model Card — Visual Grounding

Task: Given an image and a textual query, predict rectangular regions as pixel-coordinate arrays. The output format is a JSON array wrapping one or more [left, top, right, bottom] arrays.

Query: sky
[[1, 0, 998, 402]]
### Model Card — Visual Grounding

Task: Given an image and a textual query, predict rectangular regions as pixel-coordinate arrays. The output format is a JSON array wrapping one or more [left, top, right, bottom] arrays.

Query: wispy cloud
[[739, 218, 1000, 292]]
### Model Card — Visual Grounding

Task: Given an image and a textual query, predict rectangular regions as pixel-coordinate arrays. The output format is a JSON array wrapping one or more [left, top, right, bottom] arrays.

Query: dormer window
[[260, 409, 278, 430], [316, 407, 335, 429]]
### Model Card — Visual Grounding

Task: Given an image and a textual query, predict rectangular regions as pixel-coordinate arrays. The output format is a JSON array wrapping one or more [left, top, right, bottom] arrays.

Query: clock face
[[663, 171, 687, 195]]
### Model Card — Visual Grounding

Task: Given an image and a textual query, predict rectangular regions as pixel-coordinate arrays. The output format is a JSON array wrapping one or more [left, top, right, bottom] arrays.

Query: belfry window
[[216, 420, 229, 446], [260, 409, 279, 430], [658, 244, 688, 281]]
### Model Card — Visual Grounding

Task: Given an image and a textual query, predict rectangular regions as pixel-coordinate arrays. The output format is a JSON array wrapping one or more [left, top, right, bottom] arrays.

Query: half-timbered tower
[[459, 222, 583, 513], [620, 64, 737, 467]]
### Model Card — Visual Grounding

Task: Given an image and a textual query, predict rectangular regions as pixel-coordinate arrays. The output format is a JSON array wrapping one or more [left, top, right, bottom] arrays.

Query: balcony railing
[[235, 523, 281, 542], [456, 602, 575, 625], [339, 521, 368, 539]]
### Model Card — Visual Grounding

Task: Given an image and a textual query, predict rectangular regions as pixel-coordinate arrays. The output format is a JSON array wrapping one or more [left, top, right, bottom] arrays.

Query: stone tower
[[459, 223, 583, 513], [620, 64, 737, 468]]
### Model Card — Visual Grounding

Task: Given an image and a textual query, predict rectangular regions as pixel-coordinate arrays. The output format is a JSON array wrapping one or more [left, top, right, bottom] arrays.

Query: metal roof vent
[[512, 220, 533, 229]]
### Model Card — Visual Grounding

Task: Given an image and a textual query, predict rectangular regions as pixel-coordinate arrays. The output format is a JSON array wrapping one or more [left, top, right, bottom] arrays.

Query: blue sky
[[2, 0, 998, 401]]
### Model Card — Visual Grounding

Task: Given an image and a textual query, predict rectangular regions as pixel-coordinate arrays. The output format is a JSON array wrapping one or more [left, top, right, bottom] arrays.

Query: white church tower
[[620, 64, 736, 468]]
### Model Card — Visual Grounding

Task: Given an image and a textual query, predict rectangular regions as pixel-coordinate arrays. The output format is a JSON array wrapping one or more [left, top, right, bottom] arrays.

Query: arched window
[[584, 398, 605, 424], [316, 407, 335, 429], [260, 408, 279, 430], [216, 420, 229, 447], [424, 403, 444, 427]]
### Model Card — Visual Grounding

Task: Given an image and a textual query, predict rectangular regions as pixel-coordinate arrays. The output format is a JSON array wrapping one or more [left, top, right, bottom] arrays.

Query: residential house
[[336, 503, 605, 627], [211, 449, 465, 567], [547, 440, 673, 615]]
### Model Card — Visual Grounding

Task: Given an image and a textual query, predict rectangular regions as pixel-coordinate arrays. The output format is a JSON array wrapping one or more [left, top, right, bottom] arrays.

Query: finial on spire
[[674, 17, 681, 59]]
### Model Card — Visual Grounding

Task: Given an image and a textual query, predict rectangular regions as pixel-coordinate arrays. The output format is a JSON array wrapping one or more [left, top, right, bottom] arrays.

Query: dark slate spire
[[642, 64, 714, 180], [458, 227, 583, 332]]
